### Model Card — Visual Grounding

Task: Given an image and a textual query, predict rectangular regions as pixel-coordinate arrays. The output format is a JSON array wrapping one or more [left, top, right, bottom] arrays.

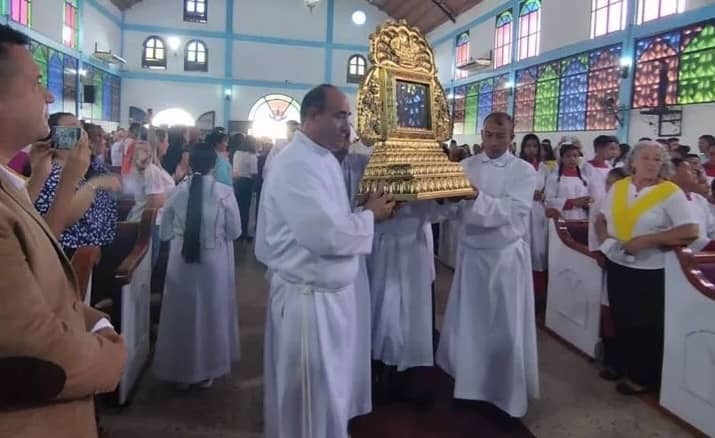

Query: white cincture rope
[[299, 284, 313, 438]]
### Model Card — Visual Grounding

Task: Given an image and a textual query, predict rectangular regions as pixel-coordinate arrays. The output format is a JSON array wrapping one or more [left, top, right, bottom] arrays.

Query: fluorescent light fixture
[[352, 10, 366, 25]]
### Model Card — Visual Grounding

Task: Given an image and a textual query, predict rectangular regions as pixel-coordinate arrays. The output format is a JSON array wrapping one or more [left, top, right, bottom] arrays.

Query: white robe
[[688, 192, 715, 252], [436, 152, 540, 418], [256, 132, 374, 438], [341, 153, 372, 418], [152, 176, 242, 384], [582, 161, 612, 251], [528, 162, 549, 272], [368, 202, 436, 371], [545, 172, 590, 221]]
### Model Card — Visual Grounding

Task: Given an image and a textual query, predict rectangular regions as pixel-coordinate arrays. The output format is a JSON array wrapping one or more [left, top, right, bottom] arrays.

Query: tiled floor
[[100, 243, 698, 437]]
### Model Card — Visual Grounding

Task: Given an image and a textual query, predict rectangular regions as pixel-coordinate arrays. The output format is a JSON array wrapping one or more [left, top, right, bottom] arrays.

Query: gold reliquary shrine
[[356, 20, 474, 201]]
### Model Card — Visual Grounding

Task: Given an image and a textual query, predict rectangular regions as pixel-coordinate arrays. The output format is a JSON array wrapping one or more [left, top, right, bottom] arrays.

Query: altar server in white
[[583, 135, 620, 250], [670, 157, 715, 251], [436, 112, 539, 418], [545, 141, 591, 220], [256, 84, 395, 438], [519, 133, 548, 272]]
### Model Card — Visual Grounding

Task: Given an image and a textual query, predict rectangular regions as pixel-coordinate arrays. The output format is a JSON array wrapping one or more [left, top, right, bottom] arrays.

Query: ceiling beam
[[431, 0, 457, 22]]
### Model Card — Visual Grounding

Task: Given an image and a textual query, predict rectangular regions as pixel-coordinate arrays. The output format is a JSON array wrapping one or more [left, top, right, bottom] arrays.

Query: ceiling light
[[352, 10, 367, 25], [168, 36, 181, 51]]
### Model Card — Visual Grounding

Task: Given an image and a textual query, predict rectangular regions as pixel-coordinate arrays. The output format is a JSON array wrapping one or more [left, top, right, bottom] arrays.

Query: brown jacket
[[0, 170, 126, 438]]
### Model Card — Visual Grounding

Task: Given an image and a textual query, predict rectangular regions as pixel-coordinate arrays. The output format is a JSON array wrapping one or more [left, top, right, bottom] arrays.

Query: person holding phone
[[33, 112, 121, 256]]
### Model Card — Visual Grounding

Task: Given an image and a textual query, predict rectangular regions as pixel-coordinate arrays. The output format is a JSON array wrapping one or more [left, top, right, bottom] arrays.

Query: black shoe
[[616, 381, 650, 396], [599, 369, 622, 381]]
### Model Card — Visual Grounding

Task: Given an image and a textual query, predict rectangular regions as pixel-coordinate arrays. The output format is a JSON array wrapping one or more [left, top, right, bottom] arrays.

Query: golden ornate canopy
[[356, 20, 474, 201]]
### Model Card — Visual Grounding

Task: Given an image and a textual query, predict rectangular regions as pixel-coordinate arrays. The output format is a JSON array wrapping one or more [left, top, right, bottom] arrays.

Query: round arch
[[248, 94, 300, 140], [151, 108, 195, 127]]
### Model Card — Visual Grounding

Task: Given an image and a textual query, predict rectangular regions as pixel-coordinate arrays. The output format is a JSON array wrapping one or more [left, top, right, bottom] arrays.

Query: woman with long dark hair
[[152, 143, 242, 390], [519, 134, 548, 273]]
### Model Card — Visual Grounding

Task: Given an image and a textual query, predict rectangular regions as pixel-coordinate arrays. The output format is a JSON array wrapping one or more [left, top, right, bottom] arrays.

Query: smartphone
[[51, 126, 82, 150]]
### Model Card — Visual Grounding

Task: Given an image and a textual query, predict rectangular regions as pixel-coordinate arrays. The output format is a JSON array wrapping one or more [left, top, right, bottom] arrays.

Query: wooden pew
[[91, 208, 156, 406], [69, 246, 101, 304], [660, 248, 715, 437], [545, 209, 604, 358]]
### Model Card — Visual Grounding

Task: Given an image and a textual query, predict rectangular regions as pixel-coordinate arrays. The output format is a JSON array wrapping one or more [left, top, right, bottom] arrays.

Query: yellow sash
[[611, 177, 679, 241]]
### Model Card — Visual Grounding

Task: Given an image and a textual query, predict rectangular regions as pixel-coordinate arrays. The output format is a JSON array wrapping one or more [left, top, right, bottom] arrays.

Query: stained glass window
[[633, 31, 680, 108], [63, 0, 78, 48], [142, 36, 166, 70], [518, 0, 541, 61], [477, 80, 495, 131], [93, 72, 104, 121], [184, 0, 207, 23], [455, 32, 470, 80], [47, 51, 64, 115], [587, 45, 622, 129], [30, 41, 48, 88], [591, 0, 625, 38], [103, 77, 112, 121], [111, 75, 121, 122], [558, 54, 589, 131], [249, 94, 301, 140], [492, 74, 511, 114], [10, 0, 31, 26], [514, 67, 537, 132], [534, 62, 560, 132], [494, 11, 513, 68], [679, 23, 715, 104], [1, 0, 7, 16], [451, 86, 466, 135], [463, 84, 478, 135], [63, 56, 77, 115], [184, 40, 208, 72], [637, 0, 685, 24]]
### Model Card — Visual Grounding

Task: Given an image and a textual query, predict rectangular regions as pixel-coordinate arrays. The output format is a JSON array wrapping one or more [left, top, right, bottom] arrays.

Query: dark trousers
[[234, 177, 254, 238], [605, 259, 665, 389]]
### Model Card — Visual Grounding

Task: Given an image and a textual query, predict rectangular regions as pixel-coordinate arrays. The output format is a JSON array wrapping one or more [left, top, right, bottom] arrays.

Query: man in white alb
[[256, 84, 395, 438], [436, 112, 540, 418]]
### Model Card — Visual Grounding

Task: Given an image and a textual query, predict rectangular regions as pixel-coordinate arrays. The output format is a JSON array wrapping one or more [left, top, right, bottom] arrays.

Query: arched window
[[517, 0, 541, 61], [184, 40, 208, 72], [637, 0, 685, 24], [184, 0, 207, 23], [591, 0, 626, 38], [347, 55, 367, 84], [494, 10, 513, 68], [248, 94, 301, 140], [151, 108, 195, 127], [455, 31, 470, 79], [10, 0, 32, 26], [63, 0, 78, 48], [142, 36, 166, 70]]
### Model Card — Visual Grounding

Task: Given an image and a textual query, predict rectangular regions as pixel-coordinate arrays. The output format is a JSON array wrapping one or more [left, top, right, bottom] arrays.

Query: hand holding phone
[[51, 126, 83, 150]]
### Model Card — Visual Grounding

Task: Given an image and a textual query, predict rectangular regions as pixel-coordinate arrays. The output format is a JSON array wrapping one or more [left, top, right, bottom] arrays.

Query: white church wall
[[539, 0, 591, 54], [429, 0, 508, 44], [232, 42, 324, 84], [30, 0, 64, 44], [124, 0, 227, 32], [233, 0, 327, 41], [121, 79, 223, 127], [82, 3, 122, 56], [628, 104, 715, 147]]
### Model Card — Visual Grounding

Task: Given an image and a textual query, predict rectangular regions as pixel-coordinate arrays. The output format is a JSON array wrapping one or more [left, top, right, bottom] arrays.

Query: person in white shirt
[[232, 135, 258, 241], [545, 142, 591, 220], [596, 141, 698, 395], [436, 112, 539, 418], [670, 158, 715, 251], [583, 135, 620, 251], [256, 84, 395, 438], [262, 119, 299, 177], [519, 133, 549, 272], [110, 128, 126, 167]]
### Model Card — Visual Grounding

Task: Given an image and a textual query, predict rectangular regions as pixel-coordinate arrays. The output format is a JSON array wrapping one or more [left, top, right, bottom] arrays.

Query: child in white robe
[[545, 142, 590, 220], [583, 135, 620, 251], [519, 133, 548, 272], [152, 143, 242, 390]]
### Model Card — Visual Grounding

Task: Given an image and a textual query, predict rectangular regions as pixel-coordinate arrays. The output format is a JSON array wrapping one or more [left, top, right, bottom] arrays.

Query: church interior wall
[[124, 0, 228, 32], [82, 3, 122, 58], [233, 0, 328, 41], [232, 42, 325, 85]]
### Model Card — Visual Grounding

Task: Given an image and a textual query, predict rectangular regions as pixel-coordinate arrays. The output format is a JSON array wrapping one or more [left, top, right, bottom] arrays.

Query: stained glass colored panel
[[514, 68, 537, 132], [103, 76, 112, 121], [11, 0, 31, 26], [452, 86, 466, 135], [81, 67, 94, 120], [456, 32, 470, 79], [679, 24, 715, 104], [63, 56, 77, 115], [463, 84, 478, 135], [587, 45, 622, 130], [111, 75, 121, 122], [518, 0, 540, 61], [47, 52, 63, 115], [93, 72, 104, 121], [492, 74, 510, 113], [557, 54, 589, 131], [477, 80, 494, 131], [495, 11, 513, 68], [591, 0, 625, 38], [534, 62, 560, 132], [30, 41, 48, 87], [633, 32, 679, 108]]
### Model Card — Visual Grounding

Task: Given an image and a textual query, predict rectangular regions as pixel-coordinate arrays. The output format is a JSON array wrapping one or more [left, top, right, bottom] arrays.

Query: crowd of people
[[1, 22, 714, 438]]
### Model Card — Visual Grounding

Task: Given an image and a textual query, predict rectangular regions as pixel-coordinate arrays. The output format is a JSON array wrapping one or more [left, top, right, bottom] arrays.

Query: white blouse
[[124, 164, 176, 223], [545, 172, 590, 220], [233, 151, 258, 179], [599, 181, 696, 270]]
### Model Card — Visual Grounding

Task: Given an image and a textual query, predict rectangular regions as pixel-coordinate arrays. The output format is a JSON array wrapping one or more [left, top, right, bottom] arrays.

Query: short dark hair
[[638, 137, 652, 142], [594, 135, 618, 151], [699, 134, 715, 146], [608, 167, 628, 180], [300, 84, 339, 123], [668, 137, 680, 143], [686, 153, 701, 160], [671, 157, 687, 168], [483, 112, 514, 128], [0, 25, 29, 91]]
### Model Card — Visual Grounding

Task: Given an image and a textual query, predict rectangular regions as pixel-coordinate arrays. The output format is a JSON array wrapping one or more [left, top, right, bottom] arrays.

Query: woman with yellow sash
[[595, 141, 699, 396]]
